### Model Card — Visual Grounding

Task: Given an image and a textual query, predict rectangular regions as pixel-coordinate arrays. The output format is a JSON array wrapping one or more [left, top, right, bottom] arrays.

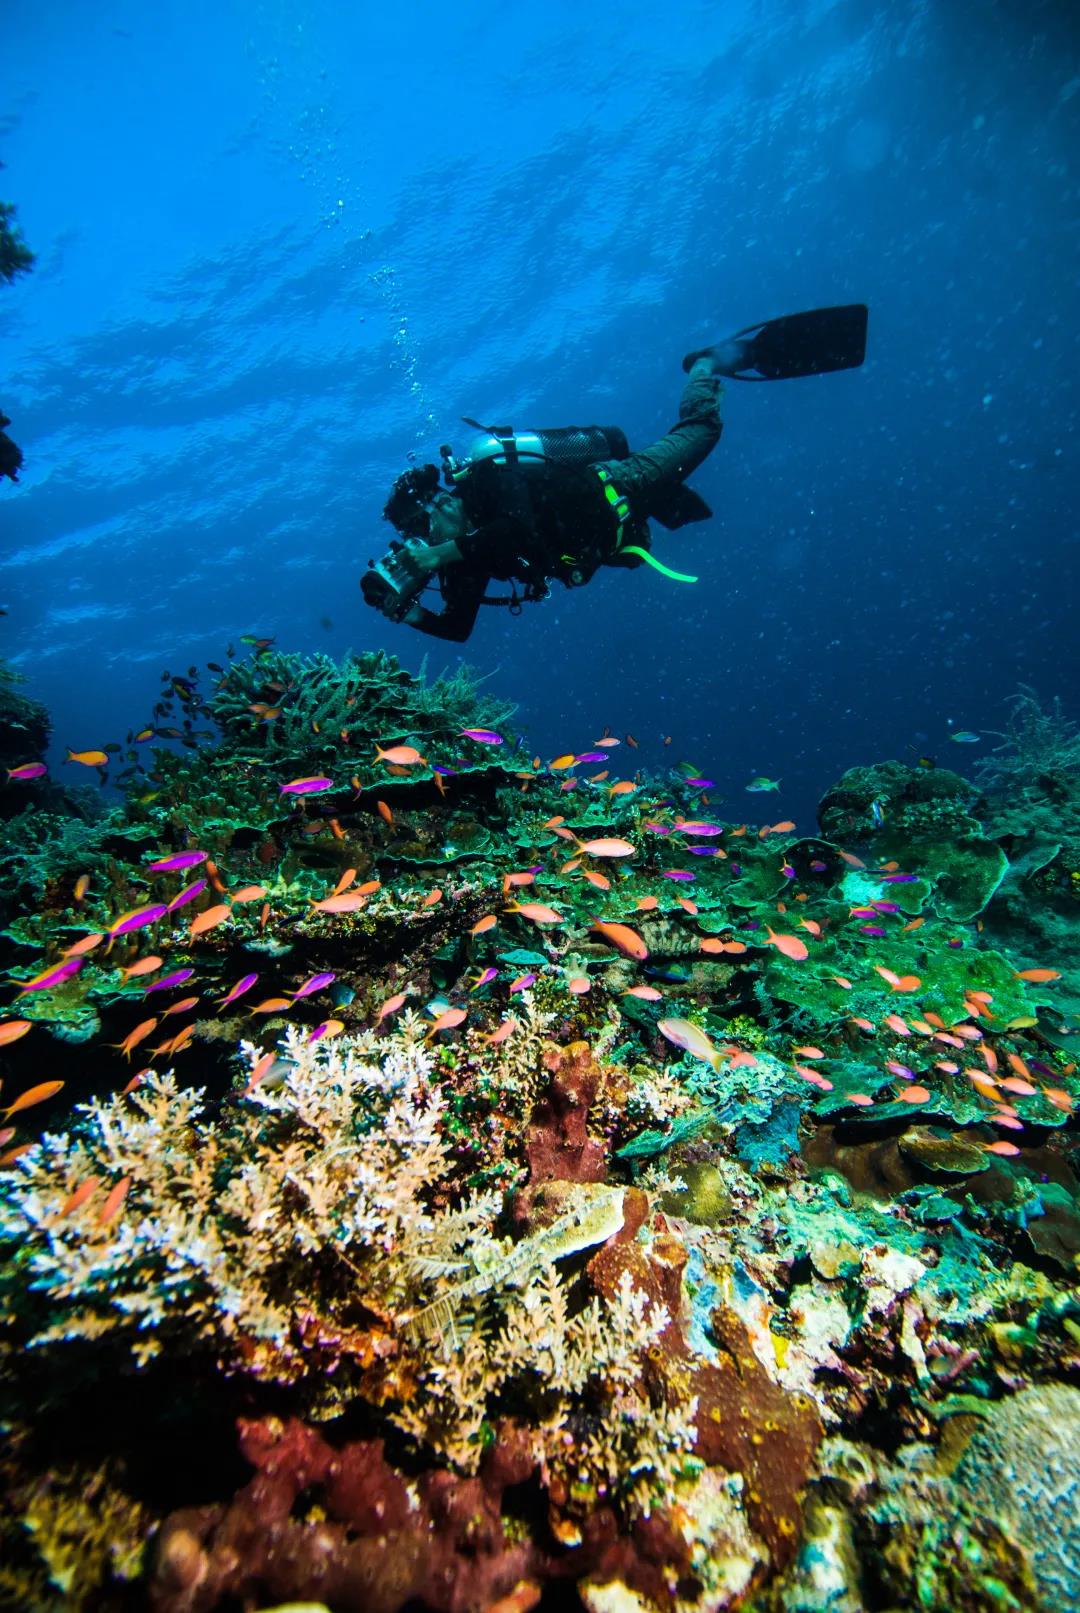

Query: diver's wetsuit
[[408, 370, 724, 641]]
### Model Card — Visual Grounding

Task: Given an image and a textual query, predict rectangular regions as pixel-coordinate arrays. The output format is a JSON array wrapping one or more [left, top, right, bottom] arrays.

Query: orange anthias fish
[[4, 1080, 64, 1117], [228, 885, 267, 904], [377, 991, 408, 1024], [376, 800, 394, 825], [331, 868, 359, 898], [310, 892, 368, 915], [64, 932, 105, 957], [481, 1017, 519, 1045], [0, 1020, 31, 1048], [764, 927, 808, 962], [111, 1018, 158, 1060], [97, 1176, 132, 1226], [117, 955, 164, 982], [470, 915, 497, 935], [505, 902, 563, 924], [576, 837, 636, 858], [375, 743, 426, 765], [590, 919, 648, 960], [636, 895, 659, 912], [427, 1006, 467, 1036], [1013, 968, 1061, 983], [189, 903, 231, 939], [65, 748, 109, 767]]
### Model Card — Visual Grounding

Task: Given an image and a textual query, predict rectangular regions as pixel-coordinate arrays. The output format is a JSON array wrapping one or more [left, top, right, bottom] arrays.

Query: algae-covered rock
[[947, 1385, 1080, 1610], [817, 761, 982, 845]]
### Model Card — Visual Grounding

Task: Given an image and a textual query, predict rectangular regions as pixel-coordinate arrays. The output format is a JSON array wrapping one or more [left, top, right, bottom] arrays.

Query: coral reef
[[0, 653, 1078, 1610]]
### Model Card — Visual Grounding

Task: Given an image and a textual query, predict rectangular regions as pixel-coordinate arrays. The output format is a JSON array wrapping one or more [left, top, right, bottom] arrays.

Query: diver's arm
[[401, 571, 488, 642]]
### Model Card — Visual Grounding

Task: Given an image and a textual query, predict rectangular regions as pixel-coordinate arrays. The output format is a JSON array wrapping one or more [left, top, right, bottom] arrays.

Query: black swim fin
[[683, 303, 868, 381]]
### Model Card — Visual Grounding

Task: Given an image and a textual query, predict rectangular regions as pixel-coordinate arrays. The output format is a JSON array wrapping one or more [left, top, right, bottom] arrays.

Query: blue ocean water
[[1, 0, 1077, 825]]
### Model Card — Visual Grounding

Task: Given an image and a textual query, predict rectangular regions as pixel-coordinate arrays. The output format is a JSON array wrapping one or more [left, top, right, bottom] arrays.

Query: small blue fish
[[949, 731, 981, 743], [746, 776, 780, 793], [869, 798, 885, 827]]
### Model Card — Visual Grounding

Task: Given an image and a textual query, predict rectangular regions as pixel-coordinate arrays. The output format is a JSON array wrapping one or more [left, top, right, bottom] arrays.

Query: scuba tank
[[440, 420, 630, 486]]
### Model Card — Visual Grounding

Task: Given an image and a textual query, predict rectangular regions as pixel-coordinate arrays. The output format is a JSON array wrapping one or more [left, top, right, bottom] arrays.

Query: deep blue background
[[1, 0, 1078, 826]]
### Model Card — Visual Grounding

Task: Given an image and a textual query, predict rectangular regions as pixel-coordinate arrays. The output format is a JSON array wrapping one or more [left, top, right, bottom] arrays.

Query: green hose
[[619, 546, 698, 583]]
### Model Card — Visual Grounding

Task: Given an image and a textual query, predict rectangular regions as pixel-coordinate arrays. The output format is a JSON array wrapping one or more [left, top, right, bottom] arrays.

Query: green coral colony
[[0, 654, 1078, 1612]]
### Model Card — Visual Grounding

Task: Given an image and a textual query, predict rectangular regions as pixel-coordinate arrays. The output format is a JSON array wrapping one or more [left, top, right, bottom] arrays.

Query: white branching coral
[[0, 1026, 698, 1517], [0, 1029, 453, 1385]]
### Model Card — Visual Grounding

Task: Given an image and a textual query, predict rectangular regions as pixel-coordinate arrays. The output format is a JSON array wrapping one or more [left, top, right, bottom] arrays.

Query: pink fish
[[279, 777, 334, 795], [145, 968, 196, 995], [289, 971, 336, 1001], [481, 1017, 518, 1045], [109, 903, 169, 936], [16, 957, 84, 993], [216, 972, 259, 1009], [459, 728, 503, 744], [147, 850, 208, 873], [673, 821, 723, 835], [167, 879, 208, 913], [7, 762, 48, 781], [427, 1006, 467, 1035], [661, 870, 695, 882]]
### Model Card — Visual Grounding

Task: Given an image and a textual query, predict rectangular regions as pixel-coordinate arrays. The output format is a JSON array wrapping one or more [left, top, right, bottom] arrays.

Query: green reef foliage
[[0, 653, 1078, 1612]]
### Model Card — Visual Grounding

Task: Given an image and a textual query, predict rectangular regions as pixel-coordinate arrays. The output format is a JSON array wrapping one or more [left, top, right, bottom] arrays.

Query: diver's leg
[[596, 368, 724, 499]]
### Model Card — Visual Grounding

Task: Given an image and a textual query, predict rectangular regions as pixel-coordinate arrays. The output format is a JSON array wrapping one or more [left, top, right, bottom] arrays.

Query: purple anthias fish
[[780, 864, 796, 878], [145, 968, 196, 994], [881, 873, 918, 883], [685, 778, 714, 789], [19, 957, 84, 992], [661, 870, 695, 882], [810, 860, 828, 872], [886, 1061, 916, 1080], [947, 938, 963, 948], [280, 777, 334, 795], [850, 908, 876, 919], [460, 728, 503, 744], [644, 823, 672, 835], [730, 863, 743, 876], [673, 821, 723, 835], [290, 971, 336, 1001], [872, 901, 902, 913], [219, 972, 259, 1008], [111, 904, 170, 936], [574, 752, 609, 764], [306, 1022, 334, 1044], [168, 879, 208, 913], [147, 850, 208, 873], [860, 925, 887, 937], [510, 972, 537, 992], [432, 765, 458, 775], [470, 968, 498, 991], [687, 845, 722, 856], [8, 762, 48, 781]]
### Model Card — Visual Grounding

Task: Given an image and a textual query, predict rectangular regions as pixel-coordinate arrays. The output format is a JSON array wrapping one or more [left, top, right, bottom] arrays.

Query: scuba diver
[[361, 305, 868, 642]]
